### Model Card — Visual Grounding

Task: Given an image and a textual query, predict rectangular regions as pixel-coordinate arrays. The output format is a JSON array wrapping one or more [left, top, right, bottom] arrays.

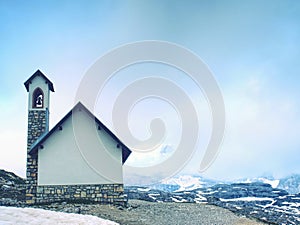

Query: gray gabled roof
[[29, 102, 132, 164], [24, 70, 55, 92]]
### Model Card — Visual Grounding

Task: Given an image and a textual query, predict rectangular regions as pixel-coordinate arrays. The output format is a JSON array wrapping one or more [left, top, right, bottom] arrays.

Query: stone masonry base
[[26, 184, 125, 206]]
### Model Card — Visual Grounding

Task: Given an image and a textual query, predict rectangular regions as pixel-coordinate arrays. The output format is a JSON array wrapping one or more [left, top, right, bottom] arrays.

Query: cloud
[[198, 74, 300, 180]]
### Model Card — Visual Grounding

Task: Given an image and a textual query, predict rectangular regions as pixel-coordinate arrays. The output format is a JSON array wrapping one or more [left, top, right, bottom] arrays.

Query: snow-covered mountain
[[149, 174, 219, 192], [277, 174, 300, 194], [235, 174, 300, 194]]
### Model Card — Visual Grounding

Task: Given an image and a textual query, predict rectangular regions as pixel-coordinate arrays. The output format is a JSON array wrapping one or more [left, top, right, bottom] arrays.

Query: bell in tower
[[32, 88, 44, 108]]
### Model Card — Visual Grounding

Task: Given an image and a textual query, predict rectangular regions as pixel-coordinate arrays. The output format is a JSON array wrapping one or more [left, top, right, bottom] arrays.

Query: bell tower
[[24, 70, 54, 203]]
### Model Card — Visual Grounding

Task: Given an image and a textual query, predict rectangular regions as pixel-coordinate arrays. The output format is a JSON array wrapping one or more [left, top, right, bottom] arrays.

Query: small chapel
[[24, 70, 131, 205]]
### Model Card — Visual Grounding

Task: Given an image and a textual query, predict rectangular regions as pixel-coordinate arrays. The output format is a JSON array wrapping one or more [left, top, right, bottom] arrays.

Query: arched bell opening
[[32, 88, 44, 108]]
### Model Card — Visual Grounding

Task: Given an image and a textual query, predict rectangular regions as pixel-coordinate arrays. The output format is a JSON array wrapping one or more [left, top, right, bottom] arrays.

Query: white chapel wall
[[38, 109, 123, 185]]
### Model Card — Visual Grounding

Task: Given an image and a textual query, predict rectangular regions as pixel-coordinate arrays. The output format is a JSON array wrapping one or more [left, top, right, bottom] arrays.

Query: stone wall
[[35, 184, 126, 205], [26, 110, 47, 204]]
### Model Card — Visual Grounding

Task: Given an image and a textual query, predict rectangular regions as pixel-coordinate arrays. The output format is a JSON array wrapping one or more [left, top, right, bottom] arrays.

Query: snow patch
[[137, 187, 150, 192], [148, 193, 160, 200], [220, 197, 274, 202], [243, 178, 280, 188], [260, 178, 280, 188], [195, 194, 207, 201], [171, 197, 187, 203], [0, 206, 118, 225]]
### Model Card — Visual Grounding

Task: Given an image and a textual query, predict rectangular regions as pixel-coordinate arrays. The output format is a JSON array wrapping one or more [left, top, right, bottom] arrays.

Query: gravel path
[[80, 200, 267, 225]]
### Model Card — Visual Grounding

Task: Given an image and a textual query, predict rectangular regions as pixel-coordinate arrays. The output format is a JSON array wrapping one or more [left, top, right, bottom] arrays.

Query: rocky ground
[[32, 200, 266, 225]]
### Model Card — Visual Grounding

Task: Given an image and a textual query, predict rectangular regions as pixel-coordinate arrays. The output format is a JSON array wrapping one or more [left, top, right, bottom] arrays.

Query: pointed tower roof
[[24, 70, 55, 92]]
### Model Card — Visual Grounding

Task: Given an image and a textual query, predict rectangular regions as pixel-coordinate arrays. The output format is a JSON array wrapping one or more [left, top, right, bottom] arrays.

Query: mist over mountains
[[148, 173, 300, 195]]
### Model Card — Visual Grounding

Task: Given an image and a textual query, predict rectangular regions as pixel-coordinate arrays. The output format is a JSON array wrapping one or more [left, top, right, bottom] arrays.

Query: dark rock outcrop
[[0, 169, 26, 206]]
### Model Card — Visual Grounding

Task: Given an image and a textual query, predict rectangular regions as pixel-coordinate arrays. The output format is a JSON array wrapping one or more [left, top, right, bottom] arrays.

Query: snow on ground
[[220, 197, 274, 202], [137, 187, 150, 192], [171, 197, 187, 203], [0, 206, 118, 225], [148, 193, 160, 201], [195, 193, 207, 203]]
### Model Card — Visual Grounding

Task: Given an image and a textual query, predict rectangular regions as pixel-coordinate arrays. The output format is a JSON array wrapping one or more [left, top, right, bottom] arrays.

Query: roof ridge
[[29, 102, 131, 164]]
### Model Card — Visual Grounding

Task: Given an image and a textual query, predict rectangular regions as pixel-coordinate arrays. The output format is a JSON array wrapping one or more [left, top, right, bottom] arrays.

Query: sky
[[0, 0, 300, 182]]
